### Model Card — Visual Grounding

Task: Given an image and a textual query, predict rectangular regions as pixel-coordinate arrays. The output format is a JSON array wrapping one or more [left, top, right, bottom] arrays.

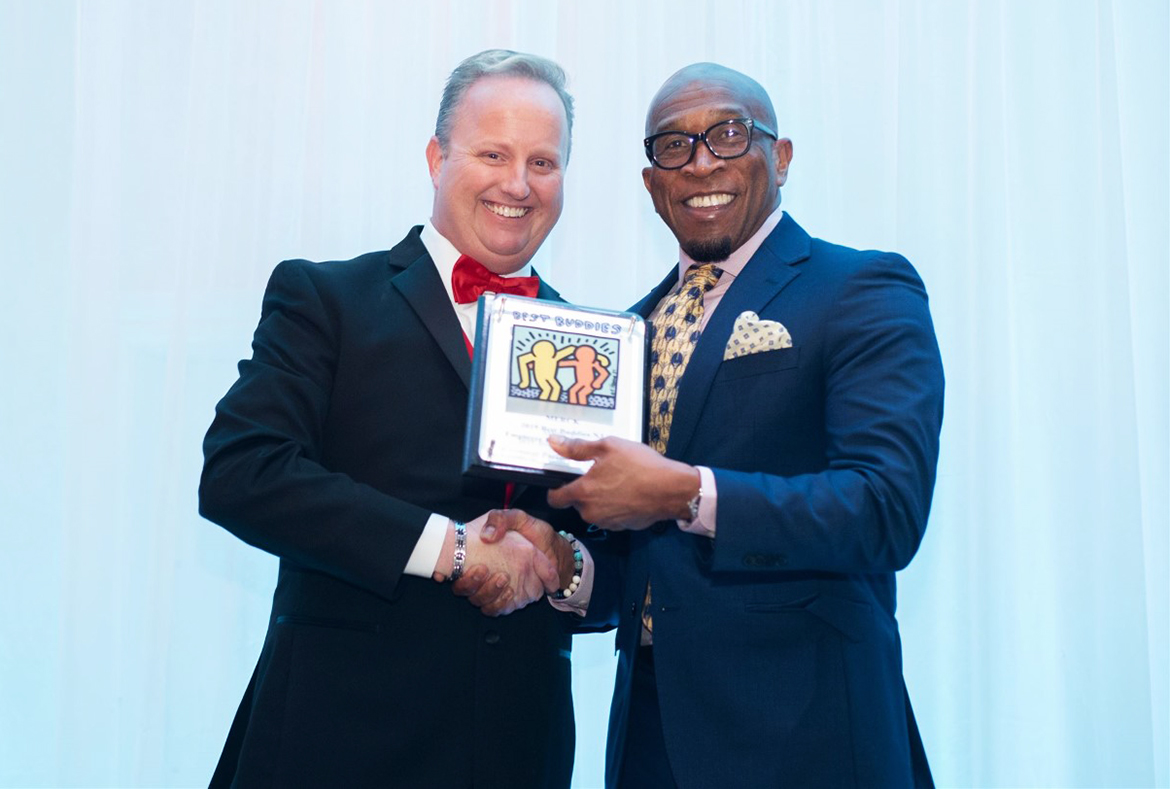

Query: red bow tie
[[451, 254, 540, 304]]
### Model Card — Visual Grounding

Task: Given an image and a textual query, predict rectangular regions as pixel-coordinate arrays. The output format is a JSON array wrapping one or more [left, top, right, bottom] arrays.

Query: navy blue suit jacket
[[586, 215, 944, 788]]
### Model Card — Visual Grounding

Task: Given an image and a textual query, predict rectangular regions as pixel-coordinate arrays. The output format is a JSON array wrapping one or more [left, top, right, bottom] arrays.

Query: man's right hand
[[441, 511, 560, 616], [453, 509, 577, 613]]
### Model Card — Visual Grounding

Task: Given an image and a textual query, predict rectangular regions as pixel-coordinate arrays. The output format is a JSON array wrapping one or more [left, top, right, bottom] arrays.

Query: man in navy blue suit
[[545, 63, 945, 787]]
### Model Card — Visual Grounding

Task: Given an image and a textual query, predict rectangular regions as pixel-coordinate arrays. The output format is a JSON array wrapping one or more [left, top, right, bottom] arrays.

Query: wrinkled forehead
[[646, 74, 774, 135]]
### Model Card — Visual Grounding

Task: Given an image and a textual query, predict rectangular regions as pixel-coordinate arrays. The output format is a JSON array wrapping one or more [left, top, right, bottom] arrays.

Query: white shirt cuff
[[677, 465, 717, 538], [548, 540, 594, 616], [403, 513, 451, 577]]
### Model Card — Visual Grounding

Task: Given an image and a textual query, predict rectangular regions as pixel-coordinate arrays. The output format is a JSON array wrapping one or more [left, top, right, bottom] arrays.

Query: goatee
[[681, 236, 733, 263]]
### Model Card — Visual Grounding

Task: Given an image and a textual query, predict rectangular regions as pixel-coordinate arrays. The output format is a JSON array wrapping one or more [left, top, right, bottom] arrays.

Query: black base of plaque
[[461, 458, 578, 488]]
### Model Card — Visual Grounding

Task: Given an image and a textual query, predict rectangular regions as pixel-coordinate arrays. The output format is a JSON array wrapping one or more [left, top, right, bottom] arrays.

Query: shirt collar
[[420, 221, 534, 308], [677, 207, 785, 282]]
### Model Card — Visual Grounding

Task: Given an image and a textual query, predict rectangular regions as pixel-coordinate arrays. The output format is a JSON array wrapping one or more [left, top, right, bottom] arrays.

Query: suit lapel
[[533, 273, 562, 303], [664, 216, 812, 459], [385, 227, 564, 504], [391, 244, 473, 389], [634, 268, 678, 319]]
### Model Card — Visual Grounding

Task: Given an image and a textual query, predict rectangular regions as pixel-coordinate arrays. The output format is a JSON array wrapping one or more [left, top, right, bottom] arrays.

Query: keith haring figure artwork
[[511, 328, 618, 410]]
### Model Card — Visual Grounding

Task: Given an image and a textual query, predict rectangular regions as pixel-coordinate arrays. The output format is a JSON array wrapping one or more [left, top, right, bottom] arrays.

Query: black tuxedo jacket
[[200, 226, 578, 788], [586, 215, 944, 788]]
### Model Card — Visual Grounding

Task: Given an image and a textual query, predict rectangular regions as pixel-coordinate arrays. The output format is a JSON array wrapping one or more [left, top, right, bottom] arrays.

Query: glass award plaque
[[463, 294, 647, 485]]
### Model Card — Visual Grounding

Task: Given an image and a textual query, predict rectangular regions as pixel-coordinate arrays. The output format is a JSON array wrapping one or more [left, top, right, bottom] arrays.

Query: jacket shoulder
[[806, 236, 922, 283], [269, 226, 428, 292]]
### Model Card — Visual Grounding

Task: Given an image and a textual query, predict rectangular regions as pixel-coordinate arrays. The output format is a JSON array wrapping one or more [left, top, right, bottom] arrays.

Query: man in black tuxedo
[[199, 49, 586, 788]]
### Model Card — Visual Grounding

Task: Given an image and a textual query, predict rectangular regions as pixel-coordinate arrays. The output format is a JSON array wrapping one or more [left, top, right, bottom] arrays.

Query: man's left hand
[[546, 435, 699, 530]]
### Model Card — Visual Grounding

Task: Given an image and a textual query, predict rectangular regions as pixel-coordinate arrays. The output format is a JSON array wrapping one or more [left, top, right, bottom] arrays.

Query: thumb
[[548, 435, 605, 461], [533, 550, 560, 594], [480, 508, 526, 542], [509, 511, 555, 554]]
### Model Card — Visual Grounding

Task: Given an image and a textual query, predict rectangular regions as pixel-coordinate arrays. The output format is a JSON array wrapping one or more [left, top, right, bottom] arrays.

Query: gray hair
[[434, 49, 574, 158]]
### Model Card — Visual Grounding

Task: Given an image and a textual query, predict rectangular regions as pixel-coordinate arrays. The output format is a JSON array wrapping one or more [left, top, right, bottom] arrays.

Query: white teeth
[[485, 202, 530, 218], [684, 193, 734, 208]]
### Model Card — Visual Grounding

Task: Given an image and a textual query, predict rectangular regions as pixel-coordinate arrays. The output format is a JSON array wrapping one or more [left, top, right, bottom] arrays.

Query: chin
[[681, 236, 734, 263], [483, 249, 533, 273], [479, 240, 531, 263]]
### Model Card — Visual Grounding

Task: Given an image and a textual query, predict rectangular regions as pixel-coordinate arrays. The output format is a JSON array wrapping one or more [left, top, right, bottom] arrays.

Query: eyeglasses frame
[[643, 117, 780, 170]]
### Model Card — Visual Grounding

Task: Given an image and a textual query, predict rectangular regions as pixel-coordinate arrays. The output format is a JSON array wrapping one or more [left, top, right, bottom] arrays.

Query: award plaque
[[463, 294, 647, 485]]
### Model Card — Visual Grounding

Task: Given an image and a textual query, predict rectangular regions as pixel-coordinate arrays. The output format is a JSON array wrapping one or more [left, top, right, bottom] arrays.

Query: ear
[[425, 136, 444, 188], [642, 166, 653, 193], [773, 138, 793, 187]]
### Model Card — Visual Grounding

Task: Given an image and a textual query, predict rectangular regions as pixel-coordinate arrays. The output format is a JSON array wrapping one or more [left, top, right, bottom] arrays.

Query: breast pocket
[[712, 347, 810, 436], [717, 346, 801, 380]]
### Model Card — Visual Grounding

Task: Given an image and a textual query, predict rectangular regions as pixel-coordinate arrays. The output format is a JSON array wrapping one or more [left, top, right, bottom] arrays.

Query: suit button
[[651, 522, 668, 534], [629, 602, 637, 617], [484, 630, 500, 645]]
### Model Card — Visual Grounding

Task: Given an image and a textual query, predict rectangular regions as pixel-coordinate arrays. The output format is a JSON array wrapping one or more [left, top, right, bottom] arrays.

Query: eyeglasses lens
[[651, 120, 752, 168]]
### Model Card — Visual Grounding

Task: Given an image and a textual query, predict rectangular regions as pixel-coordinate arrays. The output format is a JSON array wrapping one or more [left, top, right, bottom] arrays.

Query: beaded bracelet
[[449, 522, 467, 582], [552, 531, 584, 599]]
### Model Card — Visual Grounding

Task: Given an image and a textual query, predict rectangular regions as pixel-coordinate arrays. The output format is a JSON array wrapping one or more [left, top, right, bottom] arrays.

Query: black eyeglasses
[[644, 118, 779, 169]]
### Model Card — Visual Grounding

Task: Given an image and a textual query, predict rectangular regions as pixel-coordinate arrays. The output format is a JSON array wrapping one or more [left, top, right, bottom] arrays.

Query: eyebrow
[[651, 107, 749, 133], [472, 140, 564, 160]]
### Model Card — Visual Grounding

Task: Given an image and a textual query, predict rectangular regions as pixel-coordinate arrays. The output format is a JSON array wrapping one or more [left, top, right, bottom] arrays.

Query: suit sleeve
[[573, 530, 629, 632], [709, 252, 945, 575], [199, 259, 431, 601]]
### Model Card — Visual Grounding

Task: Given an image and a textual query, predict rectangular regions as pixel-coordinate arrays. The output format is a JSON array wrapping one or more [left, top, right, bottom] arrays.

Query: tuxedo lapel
[[665, 216, 812, 459], [533, 272, 562, 303], [391, 248, 473, 389]]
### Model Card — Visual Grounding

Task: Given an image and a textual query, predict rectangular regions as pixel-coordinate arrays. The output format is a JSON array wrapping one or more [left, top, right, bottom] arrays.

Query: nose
[[500, 160, 532, 200], [681, 139, 724, 177]]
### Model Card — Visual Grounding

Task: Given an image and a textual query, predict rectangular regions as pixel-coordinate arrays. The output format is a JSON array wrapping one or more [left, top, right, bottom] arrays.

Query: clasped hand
[[450, 510, 565, 617], [448, 435, 699, 614]]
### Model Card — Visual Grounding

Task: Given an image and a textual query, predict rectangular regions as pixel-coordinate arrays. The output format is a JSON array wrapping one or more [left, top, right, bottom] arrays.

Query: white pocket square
[[723, 311, 793, 360]]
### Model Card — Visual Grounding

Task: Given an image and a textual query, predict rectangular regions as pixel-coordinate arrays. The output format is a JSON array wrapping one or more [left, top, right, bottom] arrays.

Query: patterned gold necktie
[[648, 263, 722, 454], [643, 263, 722, 633]]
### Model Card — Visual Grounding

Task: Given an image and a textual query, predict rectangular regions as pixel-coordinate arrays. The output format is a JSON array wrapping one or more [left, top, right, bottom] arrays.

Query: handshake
[[430, 434, 701, 616], [432, 509, 578, 617]]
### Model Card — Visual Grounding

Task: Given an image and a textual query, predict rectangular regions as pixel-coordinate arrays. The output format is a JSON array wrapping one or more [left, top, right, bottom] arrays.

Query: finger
[[451, 565, 489, 598], [524, 560, 553, 602], [547, 435, 605, 461], [546, 479, 582, 510], [481, 586, 515, 617], [467, 572, 511, 608], [518, 576, 545, 609]]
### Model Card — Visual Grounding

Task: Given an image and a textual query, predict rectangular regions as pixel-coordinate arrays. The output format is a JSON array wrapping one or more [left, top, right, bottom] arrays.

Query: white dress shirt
[[402, 222, 590, 588]]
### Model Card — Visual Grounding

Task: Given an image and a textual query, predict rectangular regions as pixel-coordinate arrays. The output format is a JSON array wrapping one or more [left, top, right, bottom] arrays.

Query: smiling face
[[426, 75, 569, 274], [642, 65, 792, 262]]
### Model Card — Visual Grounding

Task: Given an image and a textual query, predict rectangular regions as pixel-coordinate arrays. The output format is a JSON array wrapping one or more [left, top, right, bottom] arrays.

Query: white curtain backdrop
[[1, 1, 1166, 787]]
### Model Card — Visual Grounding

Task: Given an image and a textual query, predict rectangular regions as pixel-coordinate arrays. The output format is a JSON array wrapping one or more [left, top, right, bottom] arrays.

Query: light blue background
[[1, 1, 1166, 787]]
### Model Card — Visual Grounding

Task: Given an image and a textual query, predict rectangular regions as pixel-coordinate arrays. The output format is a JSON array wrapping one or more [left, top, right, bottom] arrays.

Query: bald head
[[646, 63, 777, 135], [640, 62, 792, 263]]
